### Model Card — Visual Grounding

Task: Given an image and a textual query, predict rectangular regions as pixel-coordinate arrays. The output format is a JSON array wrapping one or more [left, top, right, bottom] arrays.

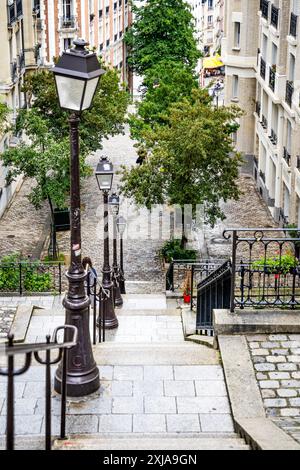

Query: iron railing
[[270, 128, 277, 145], [269, 66, 275, 91], [196, 261, 232, 334], [0, 325, 78, 450], [260, 57, 266, 79], [290, 12, 298, 38], [270, 5, 279, 28], [261, 0, 269, 20], [59, 16, 77, 29], [261, 114, 268, 130], [86, 277, 107, 344], [283, 147, 291, 166], [0, 262, 63, 295], [286, 80, 294, 107]]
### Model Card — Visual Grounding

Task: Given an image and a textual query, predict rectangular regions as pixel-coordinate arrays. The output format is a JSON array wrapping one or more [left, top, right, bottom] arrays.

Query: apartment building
[[188, 0, 224, 57], [34, 0, 132, 85], [0, 0, 38, 218], [223, 0, 300, 226]]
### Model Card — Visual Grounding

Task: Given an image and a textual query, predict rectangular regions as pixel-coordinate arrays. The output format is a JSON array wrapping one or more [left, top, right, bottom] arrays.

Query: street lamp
[[95, 157, 119, 329], [108, 193, 123, 307], [52, 39, 104, 397], [116, 215, 126, 294]]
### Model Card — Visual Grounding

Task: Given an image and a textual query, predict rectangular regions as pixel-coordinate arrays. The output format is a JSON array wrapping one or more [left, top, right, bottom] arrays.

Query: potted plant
[[252, 253, 298, 275], [182, 270, 192, 304], [158, 239, 197, 270]]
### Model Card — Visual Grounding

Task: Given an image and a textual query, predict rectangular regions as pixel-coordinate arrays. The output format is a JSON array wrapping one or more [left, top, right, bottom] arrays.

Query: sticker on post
[[72, 243, 81, 256]]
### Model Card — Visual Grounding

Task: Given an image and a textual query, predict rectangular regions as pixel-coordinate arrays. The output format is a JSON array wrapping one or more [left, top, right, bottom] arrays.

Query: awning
[[203, 54, 224, 69]]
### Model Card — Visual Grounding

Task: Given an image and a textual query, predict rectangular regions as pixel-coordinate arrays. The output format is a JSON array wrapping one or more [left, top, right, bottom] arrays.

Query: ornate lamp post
[[116, 215, 126, 294], [52, 39, 105, 396], [95, 157, 119, 329], [108, 193, 123, 307]]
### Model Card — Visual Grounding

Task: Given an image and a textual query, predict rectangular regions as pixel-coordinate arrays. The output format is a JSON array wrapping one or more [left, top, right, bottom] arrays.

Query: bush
[[159, 239, 197, 263], [0, 253, 53, 292], [252, 254, 298, 275]]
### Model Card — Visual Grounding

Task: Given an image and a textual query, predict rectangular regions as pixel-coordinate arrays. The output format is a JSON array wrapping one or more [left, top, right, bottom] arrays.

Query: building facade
[[223, 0, 300, 226], [34, 0, 132, 85], [188, 0, 224, 57], [0, 0, 38, 218]]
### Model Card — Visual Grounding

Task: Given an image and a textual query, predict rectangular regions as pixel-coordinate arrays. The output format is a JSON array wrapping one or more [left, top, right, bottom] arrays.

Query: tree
[[0, 102, 9, 135], [21, 62, 130, 154], [129, 60, 199, 141], [120, 89, 243, 247], [125, 0, 201, 75]]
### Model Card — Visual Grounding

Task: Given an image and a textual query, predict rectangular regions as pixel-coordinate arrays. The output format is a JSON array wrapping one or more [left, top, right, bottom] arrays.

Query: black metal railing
[[283, 147, 291, 166], [270, 128, 277, 145], [0, 325, 78, 450], [60, 15, 77, 29], [261, 114, 268, 129], [86, 277, 107, 344], [261, 0, 269, 20], [270, 5, 279, 28], [0, 262, 63, 295], [165, 259, 224, 294], [196, 261, 232, 334], [259, 169, 266, 182], [286, 80, 294, 107], [223, 228, 300, 312], [260, 57, 266, 79], [290, 12, 298, 38], [269, 66, 276, 91]]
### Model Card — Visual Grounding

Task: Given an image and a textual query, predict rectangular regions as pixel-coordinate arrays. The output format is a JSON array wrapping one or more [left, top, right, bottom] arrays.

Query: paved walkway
[[0, 294, 247, 450]]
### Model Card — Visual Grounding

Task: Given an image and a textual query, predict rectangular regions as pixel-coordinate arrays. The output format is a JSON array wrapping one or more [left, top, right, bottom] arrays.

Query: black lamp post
[[52, 39, 104, 397], [108, 193, 123, 307], [116, 215, 126, 294], [95, 157, 119, 329]]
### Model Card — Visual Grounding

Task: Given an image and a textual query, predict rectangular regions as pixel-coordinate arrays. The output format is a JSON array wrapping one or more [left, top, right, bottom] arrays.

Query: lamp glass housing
[[116, 216, 126, 235], [108, 193, 120, 216], [95, 157, 114, 191]]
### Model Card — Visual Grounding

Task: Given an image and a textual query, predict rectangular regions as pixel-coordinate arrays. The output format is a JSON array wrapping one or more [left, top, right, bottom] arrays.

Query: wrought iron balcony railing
[[286, 80, 294, 107], [261, 114, 268, 130], [283, 147, 291, 166], [260, 57, 266, 79], [269, 128, 277, 145], [60, 15, 77, 29], [270, 5, 279, 28], [290, 12, 298, 37], [269, 66, 275, 91], [259, 169, 266, 182]]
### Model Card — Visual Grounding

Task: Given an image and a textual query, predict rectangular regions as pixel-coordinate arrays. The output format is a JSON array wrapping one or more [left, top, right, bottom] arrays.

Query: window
[[63, 0, 72, 19], [233, 22, 240, 48], [63, 38, 72, 50], [208, 15, 213, 26], [232, 75, 239, 99]]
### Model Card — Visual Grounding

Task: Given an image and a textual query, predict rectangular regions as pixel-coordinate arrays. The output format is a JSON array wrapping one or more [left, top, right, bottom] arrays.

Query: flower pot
[[183, 294, 191, 304]]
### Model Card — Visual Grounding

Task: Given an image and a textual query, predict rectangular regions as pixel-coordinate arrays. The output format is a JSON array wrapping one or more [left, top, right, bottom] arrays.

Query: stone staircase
[[25, 293, 249, 450]]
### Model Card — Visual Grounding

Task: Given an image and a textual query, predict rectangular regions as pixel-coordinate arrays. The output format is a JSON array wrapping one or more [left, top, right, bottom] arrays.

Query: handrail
[[197, 260, 232, 292], [0, 325, 78, 451]]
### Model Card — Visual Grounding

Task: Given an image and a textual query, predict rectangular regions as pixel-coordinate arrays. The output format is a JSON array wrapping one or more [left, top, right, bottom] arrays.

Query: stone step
[[53, 433, 249, 450], [116, 308, 180, 316], [185, 335, 215, 349], [93, 341, 220, 365]]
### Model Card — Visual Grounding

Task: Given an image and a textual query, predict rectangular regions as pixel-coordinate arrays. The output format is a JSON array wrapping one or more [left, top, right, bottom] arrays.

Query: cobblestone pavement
[[0, 307, 16, 338], [247, 333, 300, 444], [0, 179, 49, 259]]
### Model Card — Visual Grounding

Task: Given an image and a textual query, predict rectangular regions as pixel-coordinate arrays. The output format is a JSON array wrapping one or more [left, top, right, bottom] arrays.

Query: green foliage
[[0, 102, 9, 135], [252, 254, 298, 274], [1, 111, 91, 210], [120, 89, 243, 227], [129, 60, 199, 141], [125, 0, 201, 75], [159, 239, 197, 262], [0, 254, 53, 292], [21, 64, 129, 154]]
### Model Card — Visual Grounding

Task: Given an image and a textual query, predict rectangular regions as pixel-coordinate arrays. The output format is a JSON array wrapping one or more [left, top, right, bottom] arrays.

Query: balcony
[[285, 80, 294, 107], [259, 170, 266, 183], [290, 13, 298, 38], [260, 57, 266, 79], [11, 61, 18, 82], [283, 147, 291, 166], [59, 16, 77, 30], [261, 0, 269, 20], [269, 128, 277, 145], [269, 66, 275, 91], [270, 5, 279, 28], [261, 115, 268, 130]]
